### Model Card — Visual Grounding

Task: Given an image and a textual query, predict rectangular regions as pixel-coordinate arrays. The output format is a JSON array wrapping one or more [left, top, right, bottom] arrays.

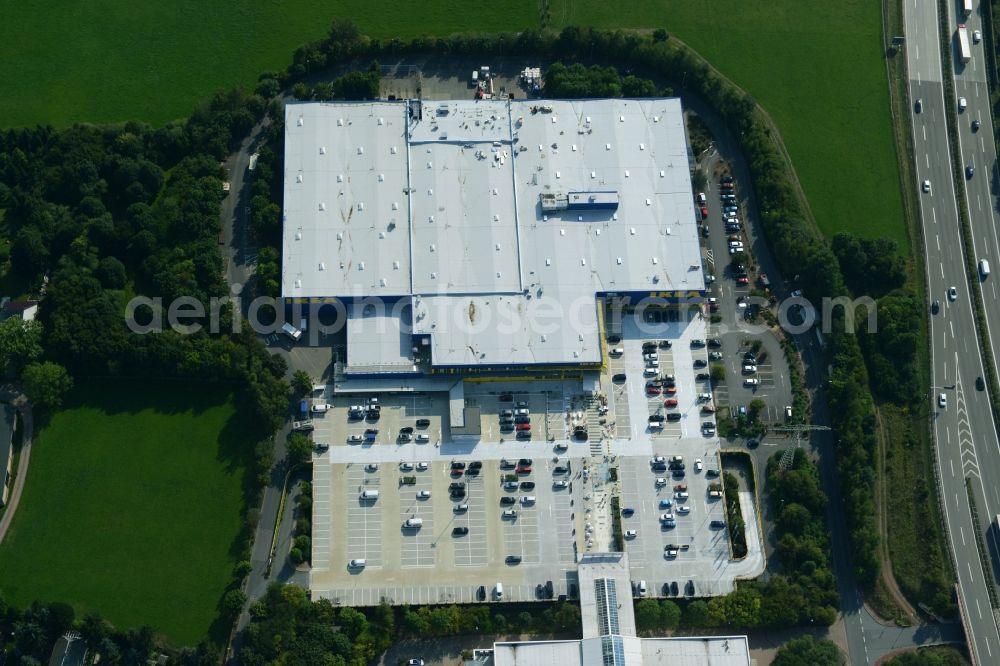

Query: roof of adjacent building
[[284, 98, 702, 367]]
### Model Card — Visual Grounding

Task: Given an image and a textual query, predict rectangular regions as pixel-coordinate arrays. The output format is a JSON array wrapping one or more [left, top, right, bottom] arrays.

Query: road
[[906, 0, 1000, 662], [685, 93, 964, 664], [0, 388, 32, 546]]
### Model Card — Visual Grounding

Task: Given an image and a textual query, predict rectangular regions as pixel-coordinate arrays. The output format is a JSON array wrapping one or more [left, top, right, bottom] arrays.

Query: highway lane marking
[[926, 153, 930, 168], [981, 136, 986, 152], [950, 458, 956, 476], [978, 195, 983, 211], [976, 597, 983, 620], [961, 525, 966, 545], [936, 234, 941, 251], [940, 262, 945, 279], [933, 208, 938, 225], [923, 126, 927, 141]]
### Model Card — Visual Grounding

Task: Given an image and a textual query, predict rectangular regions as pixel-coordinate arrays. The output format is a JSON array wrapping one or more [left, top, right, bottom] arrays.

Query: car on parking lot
[[659, 499, 672, 509], [676, 505, 691, 514], [398, 432, 412, 442], [743, 351, 756, 362], [663, 398, 678, 407], [744, 378, 760, 387], [666, 413, 682, 422], [454, 503, 469, 513], [506, 555, 522, 564], [449, 481, 466, 491], [646, 384, 662, 396], [365, 463, 378, 472], [500, 422, 515, 432], [516, 465, 532, 474], [652, 455, 665, 464], [415, 418, 431, 428], [695, 459, 703, 472], [416, 462, 428, 471], [417, 490, 431, 499], [502, 510, 518, 519], [622, 507, 635, 517], [347, 434, 364, 444], [674, 481, 687, 490], [516, 423, 531, 431], [520, 496, 536, 505], [742, 364, 757, 374], [651, 462, 667, 472], [664, 545, 678, 558], [452, 527, 469, 536], [573, 426, 588, 440], [415, 434, 430, 443], [655, 477, 667, 487], [643, 367, 658, 378], [400, 462, 414, 471], [553, 480, 569, 489], [706, 469, 720, 478], [690, 339, 706, 348], [612, 373, 627, 383], [708, 351, 723, 361], [516, 430, 532, 440], [658, 339, 672, 349], [553, 465, 569, 475], [399, 426, 414, 434], [710, 519, 726, 529], [451, 461, 466, 471], [624, 530, 637, 539], [477, 585, 487, 601], [609, 347, 624, 357], [520, 481, 535, 490], [659, 512, 674, 522], [500, 496, 517, 505], [661, 518, 676, 528], [518, 458, 532, 466], [700, 206, 709, 219], [693, 359, 707, 368]]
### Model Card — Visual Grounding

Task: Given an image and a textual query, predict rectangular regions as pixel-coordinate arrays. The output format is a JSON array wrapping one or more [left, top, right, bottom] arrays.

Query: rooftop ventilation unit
[[318, 202, 325, 211], [358, 202, 364, 211], [296, 174, 303, 183], [320, 146, 326, 154], [378, 174, 384, 182], [319, 262, 326, 271], [357, 146, 364, 155]]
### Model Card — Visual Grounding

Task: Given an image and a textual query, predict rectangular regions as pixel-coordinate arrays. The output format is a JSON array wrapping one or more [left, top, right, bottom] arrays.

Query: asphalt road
[[906, 0, 1000, 662]]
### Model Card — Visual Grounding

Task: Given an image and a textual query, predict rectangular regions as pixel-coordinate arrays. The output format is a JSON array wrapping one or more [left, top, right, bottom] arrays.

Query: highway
[[906, 0, 1000, 662]]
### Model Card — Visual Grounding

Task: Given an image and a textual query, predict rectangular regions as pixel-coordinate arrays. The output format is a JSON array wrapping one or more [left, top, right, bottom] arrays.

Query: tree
[[681, 600, 711, 627], [0, 316, 43, 376], [634, 598, 662, 632], [748, 398, 766, 421], [710, 364, 726, 382], [22, 361, 73, 409], [221, 589, 247, 618], [659, 599, 681, 629], [287, 432, 313, 467], [291, 370, 312, 398], [772, 636, 843, 666]]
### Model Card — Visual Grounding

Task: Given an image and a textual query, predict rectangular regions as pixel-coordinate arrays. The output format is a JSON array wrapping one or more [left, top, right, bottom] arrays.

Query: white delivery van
[[281, 322, 302, 341], [311, 400, 329, 414], [980, 259, 991, 279], [495, 582, 504, 600], [404, 517, 423, 528], [360, 490, 380, 500]]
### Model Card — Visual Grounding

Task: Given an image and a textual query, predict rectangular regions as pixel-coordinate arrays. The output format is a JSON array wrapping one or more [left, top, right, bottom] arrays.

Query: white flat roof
[[492, 636, 751, 666], [345, 301, 414, 371], [283, 98, 703, 367]]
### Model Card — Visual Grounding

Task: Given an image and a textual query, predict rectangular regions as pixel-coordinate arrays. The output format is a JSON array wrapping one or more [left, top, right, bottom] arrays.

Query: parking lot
[[311, 454, 584, 605]]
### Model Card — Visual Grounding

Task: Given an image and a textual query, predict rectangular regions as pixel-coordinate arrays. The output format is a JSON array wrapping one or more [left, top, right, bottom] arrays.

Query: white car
[[922, 179, 931, 193], [520, 496, 536, 505], [938, 393, 947, 408], [609, 347, 624, 357], [959, 97, 967, 112], [365, 463, 379, 472], [399, 462, 414, 471], [347, 434, 364, 444], [454, 504, 469, 513], [643, 367, 658, 377], [417, 490, 431, 499], [664, 546, 678, 558], [742, 364, 757, 374], [974, 29, 982, 43], [502, 509, 518, 519], [415, 433, 430, 443], [695, 459, 703, 472], [553, 480, 569, 489], [675, 491, 689, 500], [744, 378, 760, 387], [948, 286, 958, 301], [416, 462, 428, 471], [651, 455, 666, 464], [655, 477, 667, 487], [677, 505, 691, 514], [660, 512, 674, 521], [624, 530, 637, 539]]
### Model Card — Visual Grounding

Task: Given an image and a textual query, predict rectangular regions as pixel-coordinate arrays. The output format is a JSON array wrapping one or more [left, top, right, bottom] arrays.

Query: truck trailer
[[958, 24, 972, 63], [963, 0, 973, 17]]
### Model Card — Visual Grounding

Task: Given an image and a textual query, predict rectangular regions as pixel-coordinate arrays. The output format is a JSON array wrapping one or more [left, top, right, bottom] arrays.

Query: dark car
[[449, 482, 466, 491], [977, 376, 986, 391], [546, 580, 554, 598], [505, 555, 522, 565], [516, 430, 532, 439], [706, 469, 720, 478], [932, 300, 941, 315], [914, 98, 923, 113], [710, 520, 726, 529], [553, 465, 569, 475], [670, 581, 679, 596], [743, 351, 757, 362], [746, 438, 759, 449], [453, 527, 469, 536], [666, 413, 682, 422], [622, 507, 635, 517], [707, 338, 722, 348], [967, 165, 975, 179], [693, 359, 707, 369], [686, 580, 695, 596], [519, 458, 533, 466], [651, 462, 667, 472], [574, 428, 589, 440], [500, 422, 515, 432], [469, 461, 482, 469], [366, 409, 381, 420], [451, 461, 466, 470], [499, 393, 514, 402], [477, 585, 487, 601], [696, 372, 711, 380], [649, 414, 665, 423], [658, 340, 672, 349], [612, 373, 627, 383], [607, 335, 623, 344], [672, 470, 685, 479], [514, 415, 530, 424], [416, 418, 431, 428], [450, 488, 466, 499], [973, 118, 981, 131], [520, 481, 535, 490], [500, 496, 517, 505]]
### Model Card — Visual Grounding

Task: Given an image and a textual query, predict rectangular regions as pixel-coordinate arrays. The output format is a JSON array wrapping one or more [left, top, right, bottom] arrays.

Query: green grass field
[[0, 0, 902, 244], [0, 381, 253, 646]]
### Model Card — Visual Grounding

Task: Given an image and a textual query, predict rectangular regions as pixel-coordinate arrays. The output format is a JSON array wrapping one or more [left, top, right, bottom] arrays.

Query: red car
[[516, 466, 532, 474], [663, 387, 678, 395], [646, 384, 662, 396], [737, 276, 749, 285], [516, 423, 531, 431], [700, 206, 709, 220], [663, 398, 678, 407]]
